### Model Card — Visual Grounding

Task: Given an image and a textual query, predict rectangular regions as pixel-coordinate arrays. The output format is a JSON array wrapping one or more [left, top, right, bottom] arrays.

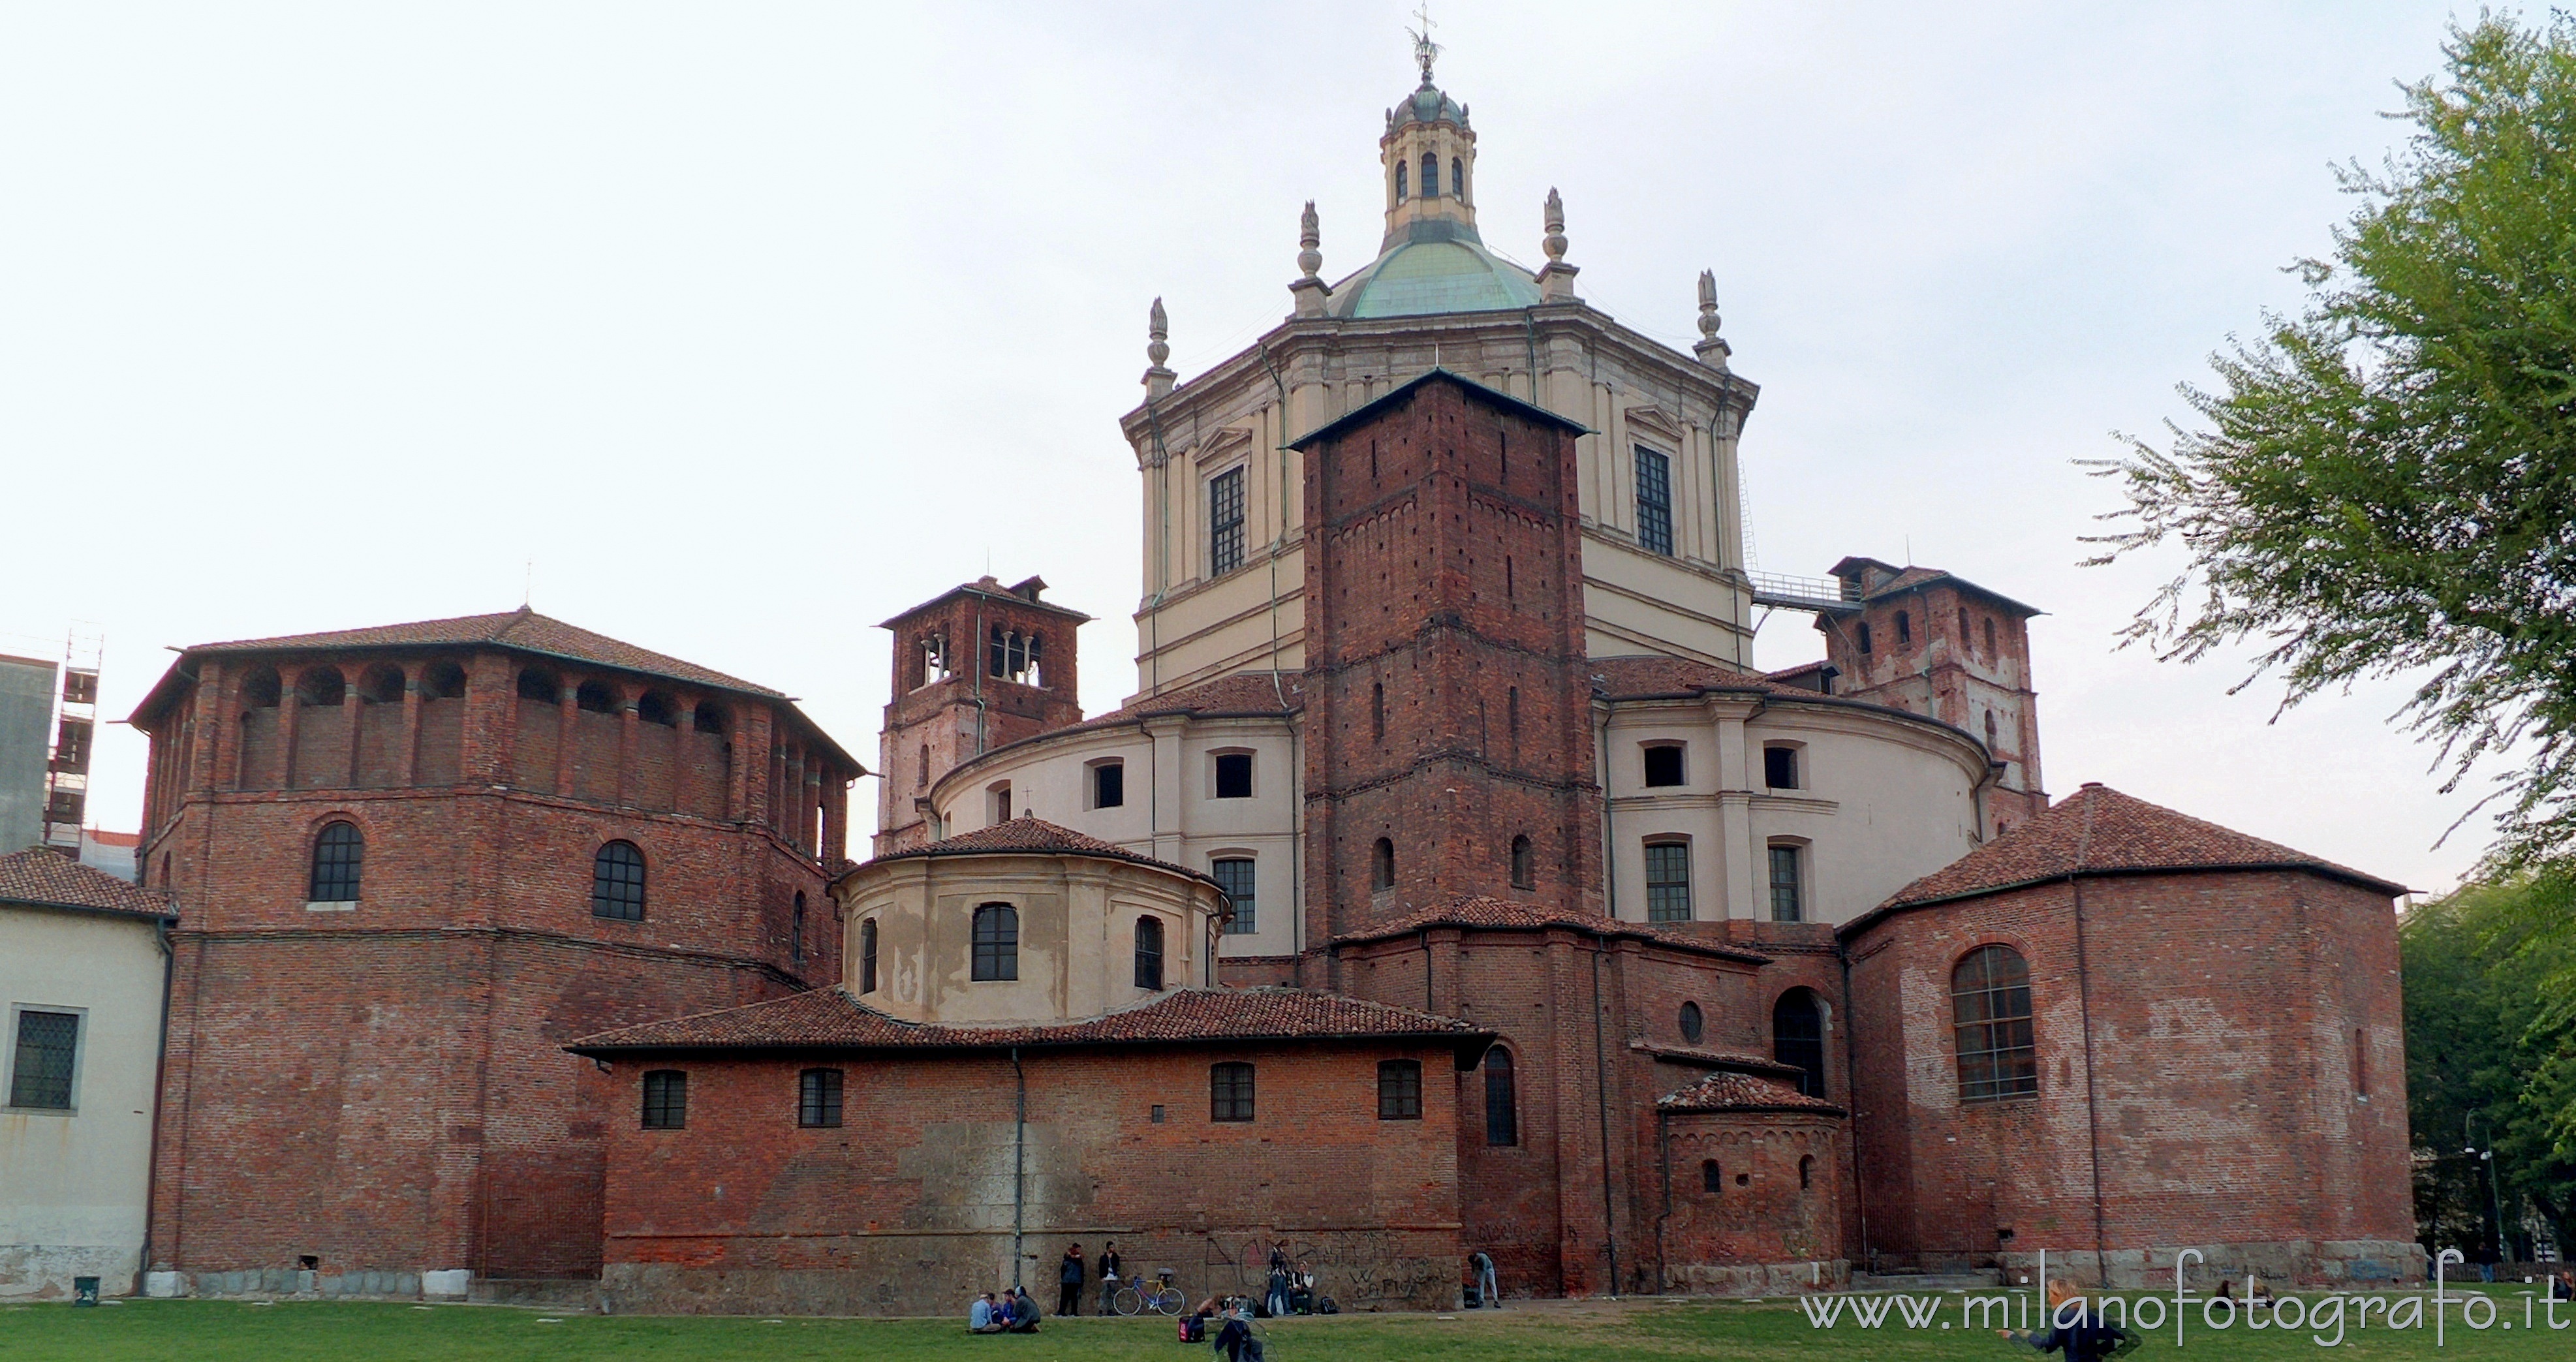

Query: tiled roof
[[1658, 1070, 1844, 1116], [1628, 1040, 1807, 1076], [875, 576, 1094, 629], [1829, 559, 2043, 617], [1867, 783, 2408, 919], [0, 848, 174, 921], [957, 672, 1304, 763], [1336, 895, 1771, 963], [565, 985, 1488, 1054], [858, 816, 1216, 887], [1589, 655, 1831, 702], [181, 608, 783, 698]]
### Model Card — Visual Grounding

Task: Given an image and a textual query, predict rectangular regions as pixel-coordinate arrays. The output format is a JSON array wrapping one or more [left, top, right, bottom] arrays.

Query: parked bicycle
[[1111, 1267, 1186, 1316]]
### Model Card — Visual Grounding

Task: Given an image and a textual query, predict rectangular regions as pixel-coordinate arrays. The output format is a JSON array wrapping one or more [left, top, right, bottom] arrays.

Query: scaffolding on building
[[41, 626, 104, 854]]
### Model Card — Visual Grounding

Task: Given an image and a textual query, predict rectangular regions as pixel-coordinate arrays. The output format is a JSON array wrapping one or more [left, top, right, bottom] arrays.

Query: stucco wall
[[0, 904, 164, 1299]]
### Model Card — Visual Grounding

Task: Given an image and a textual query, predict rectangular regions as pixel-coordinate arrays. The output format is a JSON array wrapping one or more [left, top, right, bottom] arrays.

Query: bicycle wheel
[[1147, 1286, 1184, 1316], [1111, 1285, 1143, 1317]]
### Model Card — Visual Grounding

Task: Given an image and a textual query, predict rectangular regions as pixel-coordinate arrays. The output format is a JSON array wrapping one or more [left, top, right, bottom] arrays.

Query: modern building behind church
[[102, 38, 2422, 1312]]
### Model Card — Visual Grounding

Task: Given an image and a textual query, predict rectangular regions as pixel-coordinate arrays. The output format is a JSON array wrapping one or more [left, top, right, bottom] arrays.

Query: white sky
[[0, 2, 2506, 895]]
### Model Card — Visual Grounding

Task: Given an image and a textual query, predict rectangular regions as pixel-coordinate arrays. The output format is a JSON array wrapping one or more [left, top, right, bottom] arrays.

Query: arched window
[[1394, 160, 1408, 200], [1701, 1159, 1722, 1194], [1507, 685, 1519, 735], [641, 1070, 686, 1129], [308, 821, 363, 903], [858, 918, 879, 994], [1483, 1046, 1517, 1146], [1958, 607, 1972, 646], [576, 680, 619, 714], [1211, 1061, 1256, 1121], [799, 1068, 844, 1128], [1450, 156, 1464, 199], [1212, 856, 1256, 935], [516, 669, 560, 704], [1857, 622, 1872, 655], [242, 667, 283, 708], [972, 903, 1019, 981], [1509, 835, 1535, 890], [1371, 837, 1395, 891], [1952, 944, 2038, 1102], [1984, 617, 1998, 655], [1377, 1059, 1423, 1120], [1644, 840, 1691, 922], [297, 666, 345, 707], [1773, 988, 1827, 1097], [1799, 1154, 1815, 1190], [1895, 610, 1912, 644], [791, 891, 807, 965], [591, 841, 647, 921], [692, 702, 727, 734], [637, 691, 679, 726], [424, 662, 467, 700], [917, 743, 929, 786], [1371, 682, 1386, 742], [1134, 915, 1165, 990], [1678, 1000, 1705, 1045], [1985, 711, 2000, 747], [1421, 151, 1439, 198], [1767, 843, 1804, 923]]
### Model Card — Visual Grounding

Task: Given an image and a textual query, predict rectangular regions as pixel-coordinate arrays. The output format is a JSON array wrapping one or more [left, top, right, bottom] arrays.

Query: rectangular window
[[1763, 745, 1799, 790], [799, 1068, 845, 1128], [1644, 842, 1692, 923], [1213, 856, 1257, 935], [1377, 1059, 1423, 1120], [1213, 752, 1254, 799], [1769, 844, 1804, 923], [8, 1010, 79, 1110], [1091, 761, 1125, 810], [1209, 467, 1246, 577], [642, 1070, 687, 1130], [1211, 1061, 1256, 1122], [1634, 446, 1673, 555], [1641, 743, 1684, 788]]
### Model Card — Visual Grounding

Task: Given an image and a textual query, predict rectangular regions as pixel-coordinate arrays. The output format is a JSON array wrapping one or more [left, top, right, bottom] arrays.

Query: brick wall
[[1842, 869, 2419, 1282], [595, 1041, 1464, 1314]]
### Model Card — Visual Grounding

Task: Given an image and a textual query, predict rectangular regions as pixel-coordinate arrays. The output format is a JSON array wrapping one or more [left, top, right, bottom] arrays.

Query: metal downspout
[[137, 914, 176, 1288], [1590, 936, 1621, 1297], [1835, 937, 1872, 1271], [2069, 799, 2111, 1285], [1654, 1107, 1673, 1294], [1012, 1046, 1027, 1292]]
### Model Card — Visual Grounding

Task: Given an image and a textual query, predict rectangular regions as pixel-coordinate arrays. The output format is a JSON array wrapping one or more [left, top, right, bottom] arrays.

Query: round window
[[1679, 1001, 1705, 1045]]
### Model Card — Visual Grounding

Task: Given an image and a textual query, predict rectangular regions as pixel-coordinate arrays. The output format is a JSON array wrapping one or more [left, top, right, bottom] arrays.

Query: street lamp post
[[2464, 1113, 2514, 1267]]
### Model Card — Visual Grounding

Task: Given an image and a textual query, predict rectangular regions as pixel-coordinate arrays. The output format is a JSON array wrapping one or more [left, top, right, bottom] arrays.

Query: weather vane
[[1408, 2, 1440, 85]]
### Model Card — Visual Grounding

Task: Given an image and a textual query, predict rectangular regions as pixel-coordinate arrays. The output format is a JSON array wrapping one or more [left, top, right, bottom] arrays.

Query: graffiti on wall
[[1198, 1229, 1447, 1304]]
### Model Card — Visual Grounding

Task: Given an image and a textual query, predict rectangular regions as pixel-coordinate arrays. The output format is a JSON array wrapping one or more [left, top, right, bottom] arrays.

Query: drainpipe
[[1012, 1047, 1027, 1292], [136, 912, 177, 1290], [2068, 799, 2111, 1286], [1835, 938, 1872, 1271], [1420, 929, 1435, 1012], [1654, 1107, 1673, 1294], [1589, 936, 1621, 1297]]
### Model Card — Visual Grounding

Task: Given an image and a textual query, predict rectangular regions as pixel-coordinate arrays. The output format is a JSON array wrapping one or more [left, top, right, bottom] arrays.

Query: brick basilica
[[117, 45, 2423, 1312]]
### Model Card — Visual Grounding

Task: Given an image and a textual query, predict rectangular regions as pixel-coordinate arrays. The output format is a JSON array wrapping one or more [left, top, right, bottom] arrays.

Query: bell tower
[[874, 577, 1090, 854], [1379, 14, 1480, 250]]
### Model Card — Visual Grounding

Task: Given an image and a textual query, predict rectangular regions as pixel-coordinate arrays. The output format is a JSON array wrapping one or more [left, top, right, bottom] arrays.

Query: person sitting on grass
[[969, 1292, 1001, 1333], [1213, 1298, 1265, 1362], [1007, 1286, 1042, 1333]]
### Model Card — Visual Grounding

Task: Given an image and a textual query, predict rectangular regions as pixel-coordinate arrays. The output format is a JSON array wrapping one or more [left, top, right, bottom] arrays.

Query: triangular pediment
[[1623, 404, 1687, 443]]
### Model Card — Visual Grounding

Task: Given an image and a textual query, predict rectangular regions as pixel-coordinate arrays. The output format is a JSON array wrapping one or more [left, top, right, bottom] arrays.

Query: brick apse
[[128, 610, 860, 1290]]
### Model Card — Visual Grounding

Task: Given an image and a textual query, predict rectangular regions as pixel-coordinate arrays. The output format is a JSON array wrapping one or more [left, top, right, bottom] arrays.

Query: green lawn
[[1, 1289, 2566, 1361]]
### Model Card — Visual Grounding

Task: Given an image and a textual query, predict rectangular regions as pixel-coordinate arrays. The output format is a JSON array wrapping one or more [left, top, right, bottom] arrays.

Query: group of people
[[966, 1288, 1041, 1334], [1053, 1240, 1124, 1316], [1183, 1293, 1265, 1361]]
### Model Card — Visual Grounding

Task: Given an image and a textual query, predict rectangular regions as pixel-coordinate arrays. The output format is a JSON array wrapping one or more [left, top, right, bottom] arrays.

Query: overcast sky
[[1, 2, 2506, 895]]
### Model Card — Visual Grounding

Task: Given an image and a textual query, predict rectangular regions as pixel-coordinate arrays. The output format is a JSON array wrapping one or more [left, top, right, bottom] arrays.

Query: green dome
[[1391, 81, 1469, 130], [1329, 225, 1542, 319]]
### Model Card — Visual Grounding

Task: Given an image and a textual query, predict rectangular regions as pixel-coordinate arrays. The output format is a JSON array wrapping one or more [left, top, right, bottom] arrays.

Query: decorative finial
[[1536, 189, 1580, 302], [1692, 270, 1731, 371], [1298, 202, 1322, 281], [1143, 296, 1176, 396], [1408, 2, 1440, 86], [1542, 187, 1567, 262]]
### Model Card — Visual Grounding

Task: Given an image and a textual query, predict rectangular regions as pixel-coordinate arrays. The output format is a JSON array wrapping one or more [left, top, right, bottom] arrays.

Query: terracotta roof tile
[[1589, 655, 1825, 702], [1628, 1040, 1806, 1076], [1658, 1070, 1844, 1115], [1870, 783, 2407, 916], [183, 608, 783, 698], [860, 816, 1214, 886], [0, 848, 174, 921], [1336, 895, 1771, 963], [566, 985, 1487, 1053]]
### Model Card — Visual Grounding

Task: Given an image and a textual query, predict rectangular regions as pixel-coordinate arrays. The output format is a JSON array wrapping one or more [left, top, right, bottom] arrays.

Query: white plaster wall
[[0, 905, 164, 1299]]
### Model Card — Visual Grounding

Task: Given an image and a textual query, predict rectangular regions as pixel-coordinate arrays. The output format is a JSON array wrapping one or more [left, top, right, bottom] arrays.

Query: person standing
[[1470, 1249, 1498, 1308], [1096, 1241, 1123, 1314], [1058, 1243, 1086, 1316]]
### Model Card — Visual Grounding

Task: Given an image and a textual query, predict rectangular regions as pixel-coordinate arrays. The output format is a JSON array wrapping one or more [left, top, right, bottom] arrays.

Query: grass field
[[1, 1287, 2566, 1361]]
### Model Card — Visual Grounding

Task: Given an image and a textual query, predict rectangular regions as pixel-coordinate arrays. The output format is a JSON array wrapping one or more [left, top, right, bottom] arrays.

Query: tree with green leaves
[[2087, 14, 2576, 876]]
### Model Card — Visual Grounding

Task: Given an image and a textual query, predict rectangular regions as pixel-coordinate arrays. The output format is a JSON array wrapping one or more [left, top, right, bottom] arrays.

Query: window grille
[[1644, 841, 1691, 922], [1209, 467, 1246, 576], [1768, 844, 1803, 923], [1634, 447, 1673, 555], [1211, 1062, 1255, 1121], [1377, 1059, 1423, 1120], [972, 903, 1019, 981], [642, 1070, 687, 1129], [309, 822, 363, 903], [799, 1068, 844, 1128], [1483, 1048, 1517, 1146], [591, 841, 646, 921], [1213, 858, 1256, 935], [1133, 916, 1165, 990], [8, 1010, 78, 1109], [1952, 945, 2039, 1102]]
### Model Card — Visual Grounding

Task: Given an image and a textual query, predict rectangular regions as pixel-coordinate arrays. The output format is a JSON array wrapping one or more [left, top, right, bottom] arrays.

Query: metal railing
[[1744, 570, 1861, 613]]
